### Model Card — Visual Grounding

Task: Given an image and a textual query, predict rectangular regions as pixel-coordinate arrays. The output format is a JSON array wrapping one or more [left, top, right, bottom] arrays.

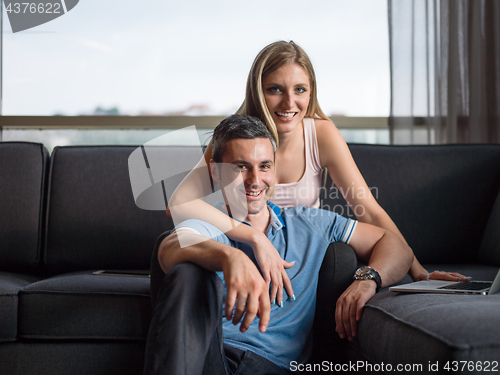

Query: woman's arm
[[166, 141, 294, 304], [314, 119, 466, 282]]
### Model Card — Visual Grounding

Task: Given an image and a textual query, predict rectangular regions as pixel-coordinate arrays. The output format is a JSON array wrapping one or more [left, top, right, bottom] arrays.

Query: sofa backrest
[[0, 142, 49, 273], [43, 146, 173, 274], [321, 144, 500, 265], [479, 190, 500, 267]]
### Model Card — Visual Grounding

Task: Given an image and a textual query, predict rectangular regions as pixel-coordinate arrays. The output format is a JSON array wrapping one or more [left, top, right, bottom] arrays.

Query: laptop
[[390, 269, 500, 295]]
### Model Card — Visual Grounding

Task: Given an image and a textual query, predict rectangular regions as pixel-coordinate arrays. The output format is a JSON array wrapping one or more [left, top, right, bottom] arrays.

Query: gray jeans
[[143, 263, 291, 375]]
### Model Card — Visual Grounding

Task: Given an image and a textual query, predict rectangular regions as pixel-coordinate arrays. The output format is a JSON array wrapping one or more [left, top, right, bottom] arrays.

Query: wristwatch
[[354, 266, 382, 292]]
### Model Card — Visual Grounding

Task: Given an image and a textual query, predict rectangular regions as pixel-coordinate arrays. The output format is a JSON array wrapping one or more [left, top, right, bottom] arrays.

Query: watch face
[[356, 266, 373, 278], [355, 266, 381, 292]]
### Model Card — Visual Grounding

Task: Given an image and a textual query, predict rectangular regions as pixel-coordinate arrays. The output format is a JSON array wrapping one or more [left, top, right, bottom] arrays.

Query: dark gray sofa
[[0, 143, 169, 375], [318, 144, 500, 373], [1, 141, 500, 374]]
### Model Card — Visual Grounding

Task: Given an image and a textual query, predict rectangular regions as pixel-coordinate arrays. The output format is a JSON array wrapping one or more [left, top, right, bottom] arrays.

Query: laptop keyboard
[[439, 281, 492, 291]]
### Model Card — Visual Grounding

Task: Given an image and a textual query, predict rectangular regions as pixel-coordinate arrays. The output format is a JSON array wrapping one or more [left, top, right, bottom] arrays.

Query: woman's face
[[262, 63, 311, 134]]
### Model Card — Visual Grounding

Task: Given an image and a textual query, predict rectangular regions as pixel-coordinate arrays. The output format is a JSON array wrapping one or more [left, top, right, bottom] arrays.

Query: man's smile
[[242, 189, 266, 199]]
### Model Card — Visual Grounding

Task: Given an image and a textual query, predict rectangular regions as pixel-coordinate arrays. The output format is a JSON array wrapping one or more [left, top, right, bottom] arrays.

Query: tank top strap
[[303, 117, 323, 173]]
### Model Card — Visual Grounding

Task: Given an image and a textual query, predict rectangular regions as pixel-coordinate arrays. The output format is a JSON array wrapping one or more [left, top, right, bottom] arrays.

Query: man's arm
[[159, 229, 271, 333], [334, 223, 413, 341]]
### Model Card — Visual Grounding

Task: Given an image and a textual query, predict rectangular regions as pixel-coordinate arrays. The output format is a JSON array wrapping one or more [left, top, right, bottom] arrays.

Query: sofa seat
[[18, 272, 151, 340], [0, 273, 40, 342], [0, 341, 147, 375], [357, 264, 500, 369]]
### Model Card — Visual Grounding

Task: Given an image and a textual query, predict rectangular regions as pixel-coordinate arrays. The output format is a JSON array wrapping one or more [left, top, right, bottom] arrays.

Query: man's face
[[212, 137, 275, 218]]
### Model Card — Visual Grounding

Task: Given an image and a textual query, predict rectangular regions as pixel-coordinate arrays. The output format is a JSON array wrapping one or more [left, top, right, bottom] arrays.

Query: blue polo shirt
[[175, 202, 357, 369]]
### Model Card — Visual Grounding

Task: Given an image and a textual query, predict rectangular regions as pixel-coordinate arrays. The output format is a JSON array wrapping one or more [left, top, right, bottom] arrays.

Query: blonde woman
[[167, 40, 465, 313]]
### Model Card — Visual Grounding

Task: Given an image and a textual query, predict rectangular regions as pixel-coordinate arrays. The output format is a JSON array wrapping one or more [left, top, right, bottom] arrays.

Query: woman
[[168, 40, 465, 307]]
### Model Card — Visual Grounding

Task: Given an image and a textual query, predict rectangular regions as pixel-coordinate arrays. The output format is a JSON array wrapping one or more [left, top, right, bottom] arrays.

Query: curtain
[[388, 0, 500, 144]]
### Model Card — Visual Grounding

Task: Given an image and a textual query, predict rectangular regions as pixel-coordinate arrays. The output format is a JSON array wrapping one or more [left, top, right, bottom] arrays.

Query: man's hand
[[337, 224, 414, 342], [223, 250, 271, 333], [251, 233, 295, 306], [159, 230, 271, 333], [335, 279, 376, 341]]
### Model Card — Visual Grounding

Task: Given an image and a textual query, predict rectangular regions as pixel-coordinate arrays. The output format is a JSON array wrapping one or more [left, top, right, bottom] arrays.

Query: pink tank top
[[271, 118, 323, 208]]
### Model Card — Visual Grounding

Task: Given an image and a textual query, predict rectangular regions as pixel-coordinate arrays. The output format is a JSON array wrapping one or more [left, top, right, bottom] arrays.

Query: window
[[1, 0, 390, 149], [2, 0, 389, 117]]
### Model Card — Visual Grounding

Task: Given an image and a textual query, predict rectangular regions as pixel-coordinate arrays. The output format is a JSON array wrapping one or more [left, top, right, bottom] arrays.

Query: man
[[144, 115, 413, 374]]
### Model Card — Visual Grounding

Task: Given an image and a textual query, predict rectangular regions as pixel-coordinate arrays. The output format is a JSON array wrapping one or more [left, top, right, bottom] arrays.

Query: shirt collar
[[267, 201, 285, 230]]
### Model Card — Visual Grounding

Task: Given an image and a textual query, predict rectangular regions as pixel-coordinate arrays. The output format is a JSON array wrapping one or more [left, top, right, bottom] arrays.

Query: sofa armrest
[[317, 242, 359, 313], [150, 230, 172, 310], [311, 242, 358, 362]]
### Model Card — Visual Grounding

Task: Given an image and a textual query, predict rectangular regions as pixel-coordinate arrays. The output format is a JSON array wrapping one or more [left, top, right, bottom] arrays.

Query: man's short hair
[[212, 114, 277, 163]]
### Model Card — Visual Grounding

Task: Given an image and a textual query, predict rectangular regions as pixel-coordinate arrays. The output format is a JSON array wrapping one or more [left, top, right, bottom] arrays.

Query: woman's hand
[[252, 233, 295, 306], [418, 270, 471, 281]]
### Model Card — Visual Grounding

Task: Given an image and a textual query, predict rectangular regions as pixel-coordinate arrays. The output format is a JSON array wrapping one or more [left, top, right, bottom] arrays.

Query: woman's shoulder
[[311, 117, 350, 168], [312, 117, 335, 131], [311, 117, 344, 145]]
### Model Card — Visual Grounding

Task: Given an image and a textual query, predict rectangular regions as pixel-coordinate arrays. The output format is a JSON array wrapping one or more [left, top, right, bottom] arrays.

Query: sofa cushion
[[44, 146, 172, 274], [0, 341, 146, 375], [356, 265, 500, 365], [322, 144, 500, 264], [0, 142, 48, 272], [0, 273, 40, 342], [18, 272, 151, 340]]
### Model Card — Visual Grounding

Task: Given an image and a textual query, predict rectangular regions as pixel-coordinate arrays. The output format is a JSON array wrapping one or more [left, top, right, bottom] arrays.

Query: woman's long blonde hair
[[236, 41, 329, 145]]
